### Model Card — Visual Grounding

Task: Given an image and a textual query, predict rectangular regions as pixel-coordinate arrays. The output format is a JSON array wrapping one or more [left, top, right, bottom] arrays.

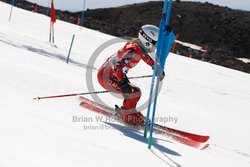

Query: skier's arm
[[142, 54, 165, 81], [114, 42, 142, 82], [116, 42, 135, 59], [142, 54, 154, 67], [113, 45, 132, 82]]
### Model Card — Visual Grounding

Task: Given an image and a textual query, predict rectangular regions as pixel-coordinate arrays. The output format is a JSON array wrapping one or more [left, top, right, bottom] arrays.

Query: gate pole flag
[[49, 0, 56, 43]]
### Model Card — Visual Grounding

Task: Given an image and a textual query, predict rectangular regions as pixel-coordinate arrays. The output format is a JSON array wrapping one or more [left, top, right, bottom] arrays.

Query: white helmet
[[138, 25, 159, 53]]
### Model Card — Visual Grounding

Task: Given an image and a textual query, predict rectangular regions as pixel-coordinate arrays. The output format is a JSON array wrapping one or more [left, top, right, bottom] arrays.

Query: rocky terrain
[[1, 0, 250, 73]]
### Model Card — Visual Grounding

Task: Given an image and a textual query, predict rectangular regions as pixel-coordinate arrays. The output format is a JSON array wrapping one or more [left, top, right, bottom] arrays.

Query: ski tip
[[33, 96, 40, 101], [201, 136, 210, 143], [200, 143, 210, 150], [205, 136, 210, 142]]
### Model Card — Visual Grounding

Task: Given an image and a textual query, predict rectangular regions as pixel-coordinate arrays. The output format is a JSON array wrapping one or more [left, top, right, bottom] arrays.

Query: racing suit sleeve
[[113, 42, 139, 82], [141, 54, 154, 67]]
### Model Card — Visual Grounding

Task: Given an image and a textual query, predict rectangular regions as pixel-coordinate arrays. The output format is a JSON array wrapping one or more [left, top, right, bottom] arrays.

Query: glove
[[160, 71, 165, 81], [152, 66, 165, 81], [118, 80, 132, 94]]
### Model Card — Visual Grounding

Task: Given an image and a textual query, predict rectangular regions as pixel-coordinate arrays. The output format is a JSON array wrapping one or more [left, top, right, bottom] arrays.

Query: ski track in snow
[[0, 30, 95, 70]]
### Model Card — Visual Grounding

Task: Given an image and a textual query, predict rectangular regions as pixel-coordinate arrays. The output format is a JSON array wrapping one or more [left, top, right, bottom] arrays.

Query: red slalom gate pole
[[77, 18, 81, 25], [34, 3, 38, 13], [171, 33, 179, 53]]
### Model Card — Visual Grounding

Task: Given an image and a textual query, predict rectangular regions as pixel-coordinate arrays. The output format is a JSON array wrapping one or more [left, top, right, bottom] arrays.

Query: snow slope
[[1, 2, 250, 167]]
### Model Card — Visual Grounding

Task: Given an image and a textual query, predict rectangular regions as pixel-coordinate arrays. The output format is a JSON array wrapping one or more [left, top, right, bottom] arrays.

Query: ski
[[79, 96, 210, 141], [79, 97, 210, 150], [152, 128, 209, 150], [114, 103, 209, 143], [153, 124, 209, 143]]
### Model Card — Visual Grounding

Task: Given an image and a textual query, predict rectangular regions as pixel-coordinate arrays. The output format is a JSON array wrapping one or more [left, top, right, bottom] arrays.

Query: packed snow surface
[[0, 2, 250, 167]]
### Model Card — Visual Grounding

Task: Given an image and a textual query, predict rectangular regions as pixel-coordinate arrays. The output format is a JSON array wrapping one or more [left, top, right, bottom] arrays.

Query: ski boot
[[115, 105, 144, 126]]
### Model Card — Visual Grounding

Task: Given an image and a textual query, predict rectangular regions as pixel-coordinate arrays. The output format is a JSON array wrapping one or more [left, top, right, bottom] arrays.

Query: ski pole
[[33, 90, 112, 100], [33, 75, 152, 100], [128, 75, 153, 79]]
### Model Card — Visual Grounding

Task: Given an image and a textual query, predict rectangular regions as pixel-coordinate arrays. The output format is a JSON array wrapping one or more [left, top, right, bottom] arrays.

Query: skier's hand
[[160, 71, 165, 81], [152, 66, 165, 81]]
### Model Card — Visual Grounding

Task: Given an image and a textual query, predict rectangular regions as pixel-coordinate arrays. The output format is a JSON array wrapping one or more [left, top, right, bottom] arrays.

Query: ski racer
[[97, 25, 165, 125]]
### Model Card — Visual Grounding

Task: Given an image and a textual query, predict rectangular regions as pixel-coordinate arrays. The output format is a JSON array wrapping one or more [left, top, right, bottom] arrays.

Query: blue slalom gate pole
[[8, 0, 15, 21], [144, 0, 169, 139], [46, 0, 51, 16], [143, 53, 158, 138], [46, 8, 50, 16], [81, 0, 86, 27], [66, 34, 76, 64], [146, 0, 176, 149], [148, 65, 162, 149]]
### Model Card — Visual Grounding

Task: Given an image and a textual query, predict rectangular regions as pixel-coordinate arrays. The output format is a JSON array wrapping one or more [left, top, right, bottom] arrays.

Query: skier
[[97, 25, 165, 125]]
